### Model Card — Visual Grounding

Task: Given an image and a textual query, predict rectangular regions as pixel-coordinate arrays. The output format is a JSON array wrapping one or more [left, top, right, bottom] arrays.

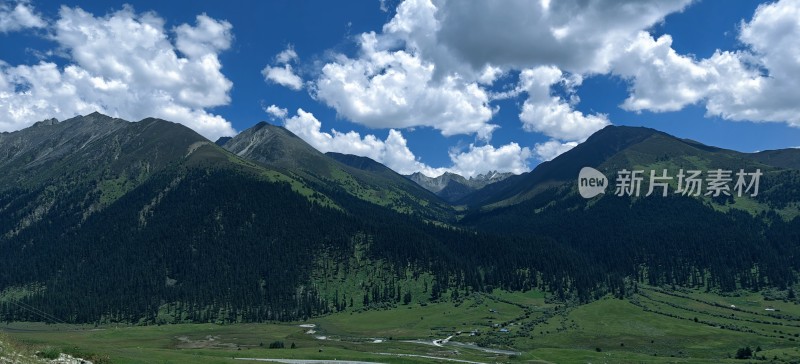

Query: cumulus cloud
[[278, 107, 531, 177], [174, 14, 233, 59], [448, 143, 532, 177], [262, 45, 304, 91], [275, 45, 298, 64], [533, 139, 578, 162], [263, 104, 288, 120], [389, 0, 693, 76], [282, 108, 443, 175], [306, 0, 692, 147], [614, 32, 712, 112], [262, 64, 303, 90], [313, 32, 496, 139], [0, 6, 236, 139], [615, 0, 800, 128], [613, 32, 759, 116], [705, 0, 800, 126], [517, 66, 610, 141], [0, 1, 45, 32], [390, 0, 800, 134], [282, 0, 800, 169], [302, 0, 695, 171]]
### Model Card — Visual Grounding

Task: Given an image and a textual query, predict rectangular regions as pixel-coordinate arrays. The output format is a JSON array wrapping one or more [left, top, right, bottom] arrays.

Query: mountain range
[[406, 170, 513, 203], [216, 122, 453, 221], [0, 113, 798, 323]]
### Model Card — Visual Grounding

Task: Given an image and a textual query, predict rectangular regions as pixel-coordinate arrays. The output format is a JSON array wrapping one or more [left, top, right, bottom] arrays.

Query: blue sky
[[1, 0, 799, 177]]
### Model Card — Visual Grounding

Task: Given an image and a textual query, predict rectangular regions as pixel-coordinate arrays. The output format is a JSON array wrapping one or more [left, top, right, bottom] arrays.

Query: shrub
[[735, 346, 752, 359]]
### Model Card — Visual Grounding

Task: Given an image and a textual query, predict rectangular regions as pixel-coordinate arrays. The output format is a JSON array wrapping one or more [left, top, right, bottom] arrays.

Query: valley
[[5, 286, 800, 363], [1, 114, 799, 362], [2, 0, 799, 361]]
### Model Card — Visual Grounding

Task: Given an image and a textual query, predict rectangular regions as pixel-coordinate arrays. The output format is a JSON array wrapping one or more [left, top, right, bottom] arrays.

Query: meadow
[[4, 286, 800, 363]]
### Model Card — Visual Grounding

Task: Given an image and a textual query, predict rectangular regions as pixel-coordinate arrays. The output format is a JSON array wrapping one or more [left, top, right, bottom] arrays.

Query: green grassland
[[5, 286, 800, 363]]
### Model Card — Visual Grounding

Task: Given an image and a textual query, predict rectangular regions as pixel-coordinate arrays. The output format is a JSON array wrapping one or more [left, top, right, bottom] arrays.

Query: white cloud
[[615, 32, 712, 112], [477, 65, 503, 86], [387, 0, 693, 76], [262, 64, 303, 91], [263, 104, 288, 119], [283, 108, 442, 175], [280, 108, 531, 177], [0, 1, 45, 32], [614, 0, 800, 128], [533, 139, 578, 161], [448, 143, 532, 177], [0, 6, 236, 139], [275, 45, 298, 64], [267, 0, 800, 177], [308, 0, 691, 144], [701, 50, 767, 122], [174, 14, 233, 59], [313, 32, 496, 139], [262, 45, 304, 91], [518, 66, 610, 141], [704, 0, 800, 126], [305, 0, 675, 173]]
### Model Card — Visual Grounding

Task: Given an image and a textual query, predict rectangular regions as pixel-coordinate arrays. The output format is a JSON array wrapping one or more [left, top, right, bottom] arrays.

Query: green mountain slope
[[753, 148, 800, 170], [221, 123, 453, 220], [1, 113, 206, 237], [1, 115, 798, 325], [458, 127, 800, 291], [457, 127, 800, 296], [462, 125, 798, 216], [0, 114, 358, 322], [458, 126, 663, 207], [0, 112, 127, 185], [0, 113, 556, 323], [0, 114, 334, 237]]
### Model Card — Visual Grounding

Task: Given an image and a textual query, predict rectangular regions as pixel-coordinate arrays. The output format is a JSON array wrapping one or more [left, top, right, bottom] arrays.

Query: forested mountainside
[[218, 122, 454, 221], [0, 114, 798, 324]]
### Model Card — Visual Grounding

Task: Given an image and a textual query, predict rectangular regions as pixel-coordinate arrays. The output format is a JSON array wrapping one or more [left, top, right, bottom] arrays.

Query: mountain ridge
[[220, 122, 454, 220], [406, 170, 513, 203], [1, 113, 799, 325], [459, 125, 799, 210]]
